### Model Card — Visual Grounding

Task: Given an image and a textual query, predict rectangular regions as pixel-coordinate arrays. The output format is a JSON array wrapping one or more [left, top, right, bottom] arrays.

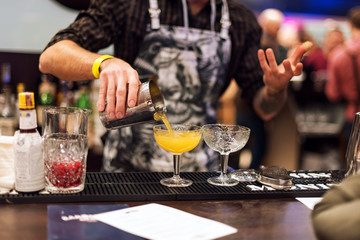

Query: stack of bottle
[[0, 66, 101, 151]]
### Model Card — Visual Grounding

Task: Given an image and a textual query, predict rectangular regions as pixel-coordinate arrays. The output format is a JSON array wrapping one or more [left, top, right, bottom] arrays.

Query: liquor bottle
[[1, 63, 14, 118], [58, 80, 74, 107], [76, 85, 94, 148], [0, 63, 16, 136], [36, 74, 56, 126], [13, 92, 44, 192], [14, 83, 26, 129]]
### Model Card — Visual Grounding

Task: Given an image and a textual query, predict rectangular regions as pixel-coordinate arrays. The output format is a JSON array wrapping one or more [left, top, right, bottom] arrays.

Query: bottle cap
[[17, 83, 25, 93], [18, 92, 35, 109]]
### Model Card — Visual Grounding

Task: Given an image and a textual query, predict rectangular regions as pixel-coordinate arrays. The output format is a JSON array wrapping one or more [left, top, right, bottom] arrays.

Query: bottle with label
[[13, 92, 44, 192]]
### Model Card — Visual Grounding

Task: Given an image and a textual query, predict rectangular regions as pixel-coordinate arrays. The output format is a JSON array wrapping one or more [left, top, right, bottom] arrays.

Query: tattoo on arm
[[254, 87, 287, 120]]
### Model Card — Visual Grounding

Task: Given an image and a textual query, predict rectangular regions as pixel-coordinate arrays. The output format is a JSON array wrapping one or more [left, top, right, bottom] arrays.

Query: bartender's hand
[[39, 40, 140, 120], [97, 58, 141, 120], [258, 41, 313, 96]]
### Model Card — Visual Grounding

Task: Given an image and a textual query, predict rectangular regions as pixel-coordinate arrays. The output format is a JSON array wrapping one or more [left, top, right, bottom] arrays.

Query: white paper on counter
[[296, 197, 323, 210], [93, 203, 238, 240]]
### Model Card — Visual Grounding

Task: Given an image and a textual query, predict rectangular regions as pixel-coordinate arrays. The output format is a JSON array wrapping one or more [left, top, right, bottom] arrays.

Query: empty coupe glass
[[203, 124, 250, 186]]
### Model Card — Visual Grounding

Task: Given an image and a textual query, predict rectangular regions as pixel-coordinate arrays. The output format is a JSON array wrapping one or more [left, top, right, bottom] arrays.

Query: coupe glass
[[203, 124, 250, 186], [153, 124, 202, 187]]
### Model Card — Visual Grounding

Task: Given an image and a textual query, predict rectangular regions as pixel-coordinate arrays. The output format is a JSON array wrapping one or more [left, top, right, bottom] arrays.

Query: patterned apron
[[103, 0, 231, 172]]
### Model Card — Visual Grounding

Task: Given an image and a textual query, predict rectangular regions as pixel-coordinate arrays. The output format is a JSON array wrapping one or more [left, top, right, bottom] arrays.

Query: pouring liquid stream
[[153, 111, 202, 154], [154, 111, 172, 132]]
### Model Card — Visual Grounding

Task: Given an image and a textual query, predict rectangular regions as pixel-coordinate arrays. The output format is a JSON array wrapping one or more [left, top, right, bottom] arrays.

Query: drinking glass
[[43, 133, 88, 193], [42, 107, 91, 193], [203, 124, 250, 186], [153, 124, 202, 187]]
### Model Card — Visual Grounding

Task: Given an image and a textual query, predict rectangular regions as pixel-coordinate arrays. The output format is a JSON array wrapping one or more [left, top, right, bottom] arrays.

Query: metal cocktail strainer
[[257, 166, 293, 190]]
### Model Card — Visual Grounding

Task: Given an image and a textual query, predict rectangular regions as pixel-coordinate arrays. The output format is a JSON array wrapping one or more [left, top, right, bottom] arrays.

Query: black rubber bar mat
[[0, 170, 345, 204]]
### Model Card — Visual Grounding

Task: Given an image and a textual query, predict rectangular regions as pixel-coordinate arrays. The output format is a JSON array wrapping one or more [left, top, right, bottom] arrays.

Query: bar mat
[[0, 170, 345, 204]]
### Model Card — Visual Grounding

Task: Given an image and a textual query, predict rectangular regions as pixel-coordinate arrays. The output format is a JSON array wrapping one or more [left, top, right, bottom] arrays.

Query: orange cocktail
[[153, 124, 202, 187], [154, 130, 201, 154]]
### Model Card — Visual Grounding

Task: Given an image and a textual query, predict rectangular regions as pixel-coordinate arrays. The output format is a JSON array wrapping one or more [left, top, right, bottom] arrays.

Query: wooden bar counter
[[0, 198, 316, 240], [0, 170, 335, 240]]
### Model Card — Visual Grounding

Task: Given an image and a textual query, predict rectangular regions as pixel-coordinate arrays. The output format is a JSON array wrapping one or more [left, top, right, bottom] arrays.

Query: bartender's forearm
[[253, 86, 287, 121], [39, 40, 101, 80]]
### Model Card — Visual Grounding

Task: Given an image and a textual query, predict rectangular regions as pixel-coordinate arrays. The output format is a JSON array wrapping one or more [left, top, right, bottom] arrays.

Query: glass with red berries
[[44, 133, 88, 193], [42, 107, 91, 193]]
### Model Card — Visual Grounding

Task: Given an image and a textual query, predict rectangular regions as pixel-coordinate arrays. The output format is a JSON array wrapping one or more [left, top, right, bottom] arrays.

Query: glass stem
[[220, 153, 230, 179], [173, 154, 181, 177]]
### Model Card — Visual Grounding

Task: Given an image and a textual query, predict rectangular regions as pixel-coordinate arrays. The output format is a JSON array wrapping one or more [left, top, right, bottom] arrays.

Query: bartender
[[39, 0, 312, 172]]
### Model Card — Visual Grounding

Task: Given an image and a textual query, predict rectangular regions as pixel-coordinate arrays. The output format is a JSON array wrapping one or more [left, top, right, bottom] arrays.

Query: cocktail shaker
[[99, 80, 166, 129]]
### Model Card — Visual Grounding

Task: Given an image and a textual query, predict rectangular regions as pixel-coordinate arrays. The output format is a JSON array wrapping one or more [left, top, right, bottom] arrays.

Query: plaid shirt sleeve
[[227, 1, 264, 106], [45, 0, 130, 52]]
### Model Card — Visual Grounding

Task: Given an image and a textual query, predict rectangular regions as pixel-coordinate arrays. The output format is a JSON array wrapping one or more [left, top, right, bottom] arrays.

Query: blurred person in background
[[39, 0, 311, 173], [295, 29, 328, 103], [295, 24, 345, 101], [323, 27, 345, 59], [325, 6, 360, 145], [257, 8, 288, 64]]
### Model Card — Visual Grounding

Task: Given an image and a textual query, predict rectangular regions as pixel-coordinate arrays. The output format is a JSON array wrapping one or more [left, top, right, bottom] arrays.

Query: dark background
[[241, 0, 359, 16], [54, 0, 360, 16]]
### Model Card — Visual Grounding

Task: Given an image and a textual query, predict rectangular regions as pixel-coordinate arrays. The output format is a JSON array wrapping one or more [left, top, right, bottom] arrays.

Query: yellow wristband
[[92, 55, 114, 79]]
